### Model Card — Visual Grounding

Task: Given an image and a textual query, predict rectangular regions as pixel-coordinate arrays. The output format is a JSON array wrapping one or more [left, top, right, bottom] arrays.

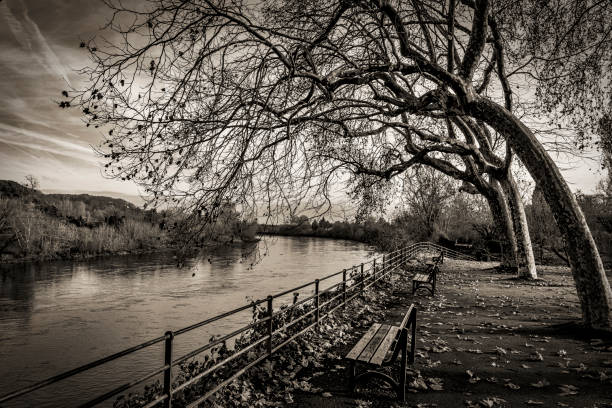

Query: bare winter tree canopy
[[67, 0, 612, 328]]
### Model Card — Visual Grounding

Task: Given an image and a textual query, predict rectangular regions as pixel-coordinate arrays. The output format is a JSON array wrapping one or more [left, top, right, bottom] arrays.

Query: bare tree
[[402, 166, 456, 240], [24, 175, 39, 191], [67, 0, 611, 327]]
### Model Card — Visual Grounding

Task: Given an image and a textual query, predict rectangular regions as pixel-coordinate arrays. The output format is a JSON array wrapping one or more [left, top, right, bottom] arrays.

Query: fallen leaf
[[505, 382, 520, 390], [495, 347, 507, 356], [529, 351, 544, 361], [558, 384, 579, 396], [530, 379, 550, 388], [427, 377, 444, 391]]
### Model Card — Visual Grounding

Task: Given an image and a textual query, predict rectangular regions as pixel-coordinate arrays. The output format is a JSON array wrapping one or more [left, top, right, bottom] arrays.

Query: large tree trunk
[[460, 178, 518, 267], [472, 98, 612, 329], [487, 181, 519, 269], [499, 175, 538, 279]]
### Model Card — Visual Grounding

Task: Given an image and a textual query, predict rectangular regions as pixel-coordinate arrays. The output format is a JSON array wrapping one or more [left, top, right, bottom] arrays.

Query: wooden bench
[[432, 251, 444, 265], [411, 251, 443, 296], [345, 304, 417, 402]]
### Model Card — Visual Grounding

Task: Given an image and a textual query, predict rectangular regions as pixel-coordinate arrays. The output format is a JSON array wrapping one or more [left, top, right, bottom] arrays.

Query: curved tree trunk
[[499, 175, 538, 279], [458, 179, 518, 267], [487, 181, 519, 269], [472, 98, 612, 329]]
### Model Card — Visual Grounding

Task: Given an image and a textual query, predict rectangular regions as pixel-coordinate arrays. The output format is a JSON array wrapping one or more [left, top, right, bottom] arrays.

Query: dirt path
[[290, 260, 612, 408]]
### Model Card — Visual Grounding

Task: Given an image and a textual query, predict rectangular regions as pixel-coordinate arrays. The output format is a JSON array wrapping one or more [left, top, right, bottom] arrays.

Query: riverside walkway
[[0, 242, 474, 408]]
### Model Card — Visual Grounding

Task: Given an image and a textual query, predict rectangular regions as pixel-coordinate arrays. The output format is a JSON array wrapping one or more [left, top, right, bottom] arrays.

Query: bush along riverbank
[[0, 180, 256, 264], [258, 216, 408, 252]]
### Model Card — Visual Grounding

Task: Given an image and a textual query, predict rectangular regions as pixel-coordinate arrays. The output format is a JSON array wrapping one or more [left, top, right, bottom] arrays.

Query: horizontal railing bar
[[271, 319, 318, 355], [0, 334, 167, 403], [174, 300, 266, 336], [185, 351, 270, 408], [273, 308, 317, 334], [318, 281, 343, 295], [141, 393, 168, 408], [283, 291, 318, 310], [271, 280, 314, 299], [173, 318, 267, 366], [317, 291, 345, 311], [318, 268, 346, 281], [172, 335, 267, 394], [79, 364, 168, 408]]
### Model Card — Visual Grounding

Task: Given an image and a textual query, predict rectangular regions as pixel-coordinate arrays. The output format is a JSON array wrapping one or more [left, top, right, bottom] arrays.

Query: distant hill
[[0, 180, 139, 210], [0, 179, 40, 199], [42, 189, 146, 207]]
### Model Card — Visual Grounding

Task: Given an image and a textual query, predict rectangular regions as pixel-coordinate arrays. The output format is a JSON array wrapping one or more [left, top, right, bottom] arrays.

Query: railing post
[[373, 260, 376, 282], [342, 269, 347, 308], [373, 259, 376, 278], [382, 254, 386, 279], [267, 296, 273, 356], [360, 263, 364, 291], [314, 279, 320, 328], [163, 331, 173, 408]]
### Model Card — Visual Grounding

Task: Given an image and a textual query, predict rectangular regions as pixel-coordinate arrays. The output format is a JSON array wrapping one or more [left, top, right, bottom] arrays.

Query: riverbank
[[204, 260, 612, 407], [258, 219, 404, 251], [0, 236, 260, 265]]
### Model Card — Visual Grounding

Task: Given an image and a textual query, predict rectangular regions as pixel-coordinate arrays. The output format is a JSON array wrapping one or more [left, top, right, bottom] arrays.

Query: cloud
[[0, 122, 95, 158], [0, 0, 72, 86]]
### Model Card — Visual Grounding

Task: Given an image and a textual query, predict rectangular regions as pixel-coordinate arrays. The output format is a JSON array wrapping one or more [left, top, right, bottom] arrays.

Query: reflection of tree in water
[[0, 263, 38, 328]]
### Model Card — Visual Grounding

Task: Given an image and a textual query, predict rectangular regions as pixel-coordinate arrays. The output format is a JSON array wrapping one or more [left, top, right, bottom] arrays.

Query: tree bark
[[471, 98, 612, 329], [487, 181, 519, 269], [499, 175, 538, 279]]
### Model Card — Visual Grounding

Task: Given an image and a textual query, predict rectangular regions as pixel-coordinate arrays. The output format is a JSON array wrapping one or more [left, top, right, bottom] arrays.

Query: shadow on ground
[[290, 260, 612, 408]]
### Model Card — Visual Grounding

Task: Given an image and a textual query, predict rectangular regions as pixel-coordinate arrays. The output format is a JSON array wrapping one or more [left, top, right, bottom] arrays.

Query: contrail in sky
[[0, 0, 72, 86]]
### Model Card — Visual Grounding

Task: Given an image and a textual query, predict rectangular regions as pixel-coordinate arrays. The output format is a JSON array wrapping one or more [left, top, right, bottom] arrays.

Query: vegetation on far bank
[[260, 185, 612, 267], [0, 180, 257, 264]]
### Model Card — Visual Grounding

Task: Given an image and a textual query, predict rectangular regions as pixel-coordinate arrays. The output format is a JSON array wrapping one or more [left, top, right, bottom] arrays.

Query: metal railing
[[406, 241, 477, 261], [0, 241, 470, 407]]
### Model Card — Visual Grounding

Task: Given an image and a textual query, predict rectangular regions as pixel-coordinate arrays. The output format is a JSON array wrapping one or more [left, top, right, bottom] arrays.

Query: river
[[0, 236, 375, 407]]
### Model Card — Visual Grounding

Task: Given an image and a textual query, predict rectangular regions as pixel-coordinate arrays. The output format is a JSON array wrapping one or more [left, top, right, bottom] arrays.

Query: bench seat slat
[[414, 273, 430, 282], [346, 323, 381, 360], [369, 326, 400, 365], [357, 324, 392, 363]]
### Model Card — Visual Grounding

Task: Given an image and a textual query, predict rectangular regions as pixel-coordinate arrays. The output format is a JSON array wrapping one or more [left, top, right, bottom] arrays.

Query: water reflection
[[0, 236, 374, 407]]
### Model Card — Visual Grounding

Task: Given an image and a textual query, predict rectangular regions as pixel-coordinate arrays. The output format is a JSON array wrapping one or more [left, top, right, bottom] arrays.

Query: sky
[[0, 0, 606, 205], [0, 0, 142, 200]]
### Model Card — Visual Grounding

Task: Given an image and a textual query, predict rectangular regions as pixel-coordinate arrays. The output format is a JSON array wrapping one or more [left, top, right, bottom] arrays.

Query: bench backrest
[[399, 303, 416, 331], [389, 303, 417, 365], [433, 250, 444, 265]]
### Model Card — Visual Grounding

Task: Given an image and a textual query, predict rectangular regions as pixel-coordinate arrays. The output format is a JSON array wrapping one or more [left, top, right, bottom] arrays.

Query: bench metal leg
[[413, 281, 435, 296], [410, 313, 417, 364], [432, 269, 437, 295], [353, 370, 400, 395], [399, 330, 407, 402], [348, 360, 356, 390]]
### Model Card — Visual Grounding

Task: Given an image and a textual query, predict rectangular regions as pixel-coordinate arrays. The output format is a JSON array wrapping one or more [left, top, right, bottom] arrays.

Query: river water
[[0, 236, 375, 407]]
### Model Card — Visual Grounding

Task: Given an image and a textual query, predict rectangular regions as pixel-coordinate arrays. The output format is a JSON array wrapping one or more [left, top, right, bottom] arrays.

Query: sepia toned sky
[[0, 0, 605, 203], [0, 0, 142, 197]]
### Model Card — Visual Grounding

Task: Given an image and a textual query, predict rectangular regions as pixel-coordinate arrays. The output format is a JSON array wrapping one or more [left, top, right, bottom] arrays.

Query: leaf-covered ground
[[278, 260, 612, 408]]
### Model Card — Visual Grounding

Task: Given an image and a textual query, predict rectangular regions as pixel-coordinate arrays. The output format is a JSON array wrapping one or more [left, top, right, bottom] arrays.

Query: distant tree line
[[261, 176, 612, 268], [0, 179, 256, 263]]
